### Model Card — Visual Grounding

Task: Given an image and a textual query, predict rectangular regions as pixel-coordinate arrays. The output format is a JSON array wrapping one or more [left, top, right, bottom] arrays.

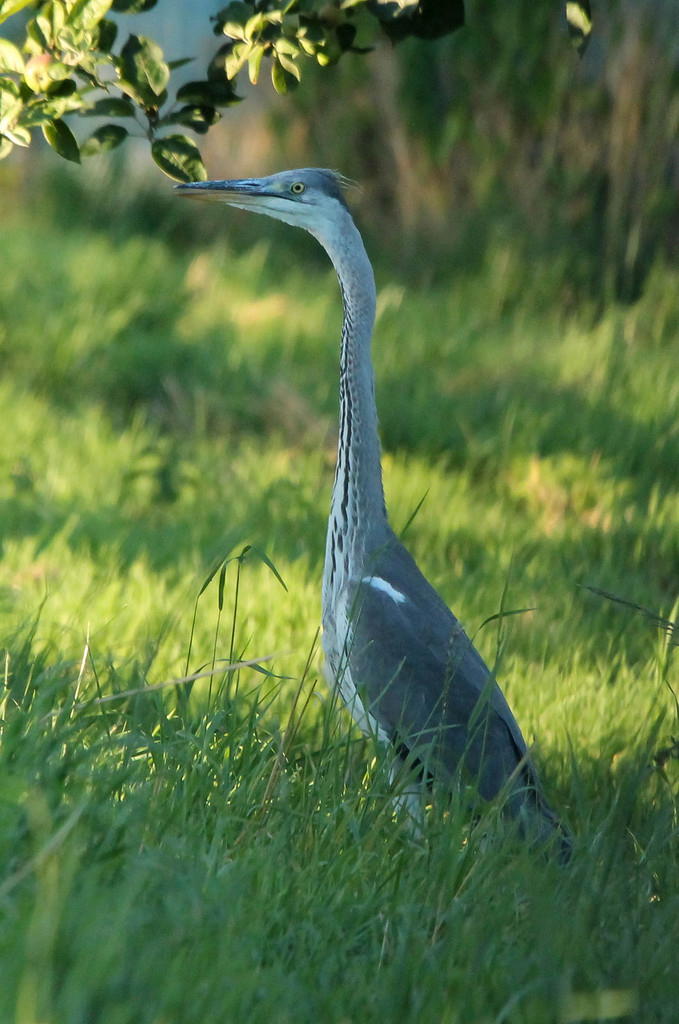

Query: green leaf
[[117, 34, 169, 108], [243, 11, 269, 42], [336, 22, 357, 52], [271, 57, 297, 95], [168, 57, 194, 71], [247, 544, 288, 593], [0, 0, 34, 28], [37, 1, 67, 47], [224, 42, 250, 80], [208, 42, 234, 82], [34, 84, 82, 119], [566, 0, 592, 56], [55, 23, 96, 56], [0, 76, 22, 130], [83, 96, 136, 117], [276, 51, 300, 80], [0, 133, 13, 158], [281, 13, 300, 38], [96, 17, 118, 51], [151, 133, 206, 183], [111, 0, 157, 12], [67, 0, 113, 31], [197, 550, 233, 598], [274, 37, 301, 59], [42, 117, 80, 162], [80, 122, 127, 156], [161, 104, 220, 135], [26, 17, 49, 50], [176, 79, 240, 108], [316, 44, 340, 68], [218, 1, 253, 40], [0, 39, 25, 75], [297, 36, 318, 57], [218, 561, 227, 612], [46, 77, 77, 97], [2, 121, 29, 145], [247, 46, 263, 84], [97, 17, 117, 51], [218, 0, 252, 20], [18, 102, 58, 128]]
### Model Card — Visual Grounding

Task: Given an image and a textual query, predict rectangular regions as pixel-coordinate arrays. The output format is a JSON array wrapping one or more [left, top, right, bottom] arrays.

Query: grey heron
[[176, 169, 570, 856]]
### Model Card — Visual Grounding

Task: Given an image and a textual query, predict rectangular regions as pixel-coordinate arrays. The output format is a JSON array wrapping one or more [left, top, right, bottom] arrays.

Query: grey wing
[[345, 542, 531, 802]]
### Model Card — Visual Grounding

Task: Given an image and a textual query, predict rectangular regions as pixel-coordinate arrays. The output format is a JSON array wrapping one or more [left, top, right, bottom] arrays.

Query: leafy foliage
[[0, 0, 239, 180], [0, 0, 590, 179]]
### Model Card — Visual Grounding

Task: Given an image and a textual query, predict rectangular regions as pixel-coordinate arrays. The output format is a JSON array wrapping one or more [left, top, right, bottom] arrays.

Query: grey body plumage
[[176, 169, 569, 856]]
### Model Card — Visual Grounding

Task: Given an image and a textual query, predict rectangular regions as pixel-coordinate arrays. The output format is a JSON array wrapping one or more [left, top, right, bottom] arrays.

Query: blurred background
[[3, 0, 679, 301]]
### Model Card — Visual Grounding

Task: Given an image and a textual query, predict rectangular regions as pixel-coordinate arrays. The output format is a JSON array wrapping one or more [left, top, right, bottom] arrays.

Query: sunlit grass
[[0, 179, 678, 1023]]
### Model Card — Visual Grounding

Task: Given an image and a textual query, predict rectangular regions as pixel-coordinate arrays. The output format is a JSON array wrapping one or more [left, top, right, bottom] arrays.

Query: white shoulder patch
[[361, 575, 407, 605]]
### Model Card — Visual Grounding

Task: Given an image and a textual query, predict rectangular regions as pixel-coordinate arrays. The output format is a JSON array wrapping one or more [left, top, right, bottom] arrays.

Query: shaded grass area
[[1, 172, 678, 1022], [1, 623, 677, 1024]]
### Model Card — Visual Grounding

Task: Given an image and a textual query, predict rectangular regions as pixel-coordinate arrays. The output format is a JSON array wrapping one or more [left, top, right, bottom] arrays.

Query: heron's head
[[175, 168, 351, 241]]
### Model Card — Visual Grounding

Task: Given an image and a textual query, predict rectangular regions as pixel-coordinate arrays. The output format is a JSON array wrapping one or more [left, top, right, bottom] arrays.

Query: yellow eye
[[291, 182, 305, 194]]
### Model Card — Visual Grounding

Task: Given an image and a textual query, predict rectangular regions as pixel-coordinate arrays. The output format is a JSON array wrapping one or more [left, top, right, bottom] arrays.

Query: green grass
[[1, 170, 678, 1023]]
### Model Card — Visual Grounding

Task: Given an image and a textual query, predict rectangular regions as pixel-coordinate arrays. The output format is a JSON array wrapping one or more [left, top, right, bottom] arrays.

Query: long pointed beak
[[174, 179, 274, 207]]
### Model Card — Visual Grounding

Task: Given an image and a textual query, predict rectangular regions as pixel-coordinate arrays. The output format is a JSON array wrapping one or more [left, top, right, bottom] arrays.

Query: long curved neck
[[314, 210, 389, 585]]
